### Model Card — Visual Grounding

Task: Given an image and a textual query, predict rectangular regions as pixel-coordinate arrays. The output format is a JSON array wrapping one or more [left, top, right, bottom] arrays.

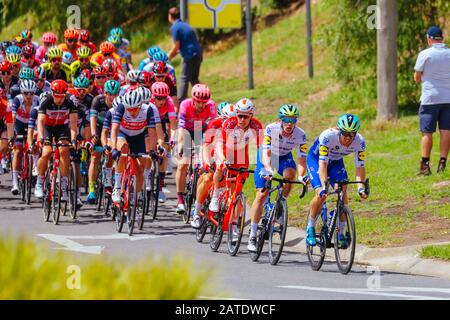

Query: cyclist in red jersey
[[209, 98, 264, 213], [190, 102, 236, 228], [91, 65, 107, 97], [152, 61, 179, 112], [59, 28, 80, 60], [21, 44, 40, 68], [0, 93, 13, 173], [78, 29, 97, 54]]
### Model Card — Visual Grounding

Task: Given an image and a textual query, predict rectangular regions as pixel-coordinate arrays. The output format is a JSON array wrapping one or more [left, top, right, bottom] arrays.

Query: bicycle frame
[[119, 153, 139, 212]]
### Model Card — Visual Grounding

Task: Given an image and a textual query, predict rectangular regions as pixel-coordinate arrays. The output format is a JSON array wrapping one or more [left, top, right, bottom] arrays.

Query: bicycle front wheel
[[52, 168, 62, 225], [26, 153, 33, 205], [268, 198, 288, 265], [69, 162, 78, 219], [250, 225, 266, 262], [126, 174, 138, 236], [227, 193, 246, 256], [306, 213, 326, 271], [334, 206, 356, 275], [43, 167, 52, 222]]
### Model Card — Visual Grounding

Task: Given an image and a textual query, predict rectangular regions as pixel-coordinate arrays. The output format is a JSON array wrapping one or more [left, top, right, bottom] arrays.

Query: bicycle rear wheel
[[126, 175, 138, 236], [26, 153, 33, 205], [227, 193, 246, 256], [52, 168, 62, 225], [196, 199, 211, 243], [306, 214, 326, 271], [43, 167, 52, 222], [96, 173, 103, 211], [139, 189, 146, 230], [69, 162, 78, 219], [268, 199, 288, 265], [150, 160, 160, 221], [114, 204, 124, 232], [209, 210, 224, 252], [334, 206, 356, 275], [250, 225, 266, 262]]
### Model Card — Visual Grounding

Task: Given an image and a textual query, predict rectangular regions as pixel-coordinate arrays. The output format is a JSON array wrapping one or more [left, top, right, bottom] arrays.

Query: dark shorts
[[419, 104, 450, 133], [118, 131, 146, 155], [14, 120, 28, 145], [44, 125, 70, 143]]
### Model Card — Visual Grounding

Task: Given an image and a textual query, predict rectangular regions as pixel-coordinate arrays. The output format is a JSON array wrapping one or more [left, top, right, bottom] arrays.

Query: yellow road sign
[[188, 0, 242, 29]]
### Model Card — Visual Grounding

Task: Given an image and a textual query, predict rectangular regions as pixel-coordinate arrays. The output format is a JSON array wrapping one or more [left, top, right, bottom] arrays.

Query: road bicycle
[[15, 134, 34, 205], [306, 178, 370, 274], [181, 145, 202, 224], [250, 177, 307, 265], [142, 151, 161, 228]]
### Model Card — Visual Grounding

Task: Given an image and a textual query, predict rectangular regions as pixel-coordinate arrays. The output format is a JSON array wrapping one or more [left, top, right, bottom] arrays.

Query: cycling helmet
[[51, 79, 68, 94], [104, 80, 121, 95], [62, 51, 74, 65], [22, 44, 36, 56], [42, 32, 57, 44], [47, 46, 63, 59], [20, 30, 32, 40], [137, 86, 151, 103], [74, 75, 90, 89], [152, 61, 167, 76], [337, 114, 360, 133], [0, 60, 12, 72], [79, 29, 91, 42], [19, 67, 36, 80], [6, 53, 21, 64], [34, 66, 46, 79], [123, 89, 142, 109], [93, 65, 107, 76], [76, 46, 91, 59], [217, 102, 229, 117], [20, 79, 37, 93], [147, 46, 162, 59], [112, 95, 124, 109], [0, 41, 12, 52], [64, 28, 79, 40], [138, 71, 152, 85], [100, 41, 115, 54], [191, 84, 211, 102], [81, 68, 94, 80], [278, 104, 299, 119], [39, 91, 51, 103], [235, 98, 254, 114], [102, 59, 117, 75], [222, 103, 237, 118], [110, 27, 124, 38], [107, 34, 121, 48], [127, 69, 140, 83], [6, 45, 21, 55], [151, 82, 170, 97], [152, 51, 169, 63]]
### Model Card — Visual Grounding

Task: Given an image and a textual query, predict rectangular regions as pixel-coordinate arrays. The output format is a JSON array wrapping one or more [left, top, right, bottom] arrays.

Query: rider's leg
[[281, 168, 296, 198], [12, 144, 23, 190], [249, 189, 269, 239], [59, 141, 71, 200], [88, 150, 101, 200], [175, 160, 189, 205]]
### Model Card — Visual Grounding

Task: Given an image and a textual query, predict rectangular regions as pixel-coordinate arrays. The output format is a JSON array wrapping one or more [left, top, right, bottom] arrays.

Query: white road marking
[[278, 285, 449, 300], [37, 233, 172, 255]]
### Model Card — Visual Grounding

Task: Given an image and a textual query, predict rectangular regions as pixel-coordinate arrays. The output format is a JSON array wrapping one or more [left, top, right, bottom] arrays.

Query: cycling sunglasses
[[23, 54, 34, 59], [66, 38, 77, 43], [154, 74, 166, 78], [0, 71, 11, 76], [51, 58, 62, 63], [281, 117, 297, 124], [79, 58, 90, 63], [22, 92, 34, 96], [95, 75, 106, 80], [340, 131, 356, 138], [154, 96, 167, 101], [237, 114, 251, 119]]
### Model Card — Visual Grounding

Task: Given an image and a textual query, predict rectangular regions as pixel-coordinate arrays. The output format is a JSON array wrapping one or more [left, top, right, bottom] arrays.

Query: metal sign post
[[181, 0, 188, 21], [246, 0, 254, 89], [306, 0, 313, 79]]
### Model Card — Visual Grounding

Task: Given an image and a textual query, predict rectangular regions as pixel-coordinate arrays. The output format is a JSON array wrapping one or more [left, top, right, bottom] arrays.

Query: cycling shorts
[[118, 130, 146, 155], [44, 125, 70, 144], [254, 151, 297, 189], [307, 151, 348, 190]]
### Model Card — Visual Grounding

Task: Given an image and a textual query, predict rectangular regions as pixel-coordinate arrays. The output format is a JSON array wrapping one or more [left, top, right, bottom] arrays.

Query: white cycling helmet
[[39, 91, 51, 103], [126, 69, 140, 83], [62, 51, 74, 65], [123, 89, 142, 109], [112, 95, 124, 109], [137, 86, 151, 104], [222, 103, 237, 119], [235, 98, 254, 115], [20, 79, 37, 93]]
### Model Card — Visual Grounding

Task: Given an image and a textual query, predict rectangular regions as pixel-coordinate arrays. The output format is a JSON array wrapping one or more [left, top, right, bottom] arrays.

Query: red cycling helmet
[[22, 44, 36, 56], [191, 84, 211, 102], [51, 79, 69, 94], [93, 65, 107, 76], [151, 82, 170, 97], [100, 42, 115, 54], [102, 59, 117, 75], [81, 69, 94, 81], [42, 32, 57, 44], [152, 61, 167, 76], [79, 29, 91, 42], [64, 28, 79, 40], [138, 71, 152, 86], [34, 66, 46, 79], [0, 60, 13, 72]]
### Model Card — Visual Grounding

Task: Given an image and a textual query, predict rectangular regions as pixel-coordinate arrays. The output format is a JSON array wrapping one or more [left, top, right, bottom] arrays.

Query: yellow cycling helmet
[[47, 46, 63, 60], [6, 53, 21, 64], [76, 46, 91, 59]]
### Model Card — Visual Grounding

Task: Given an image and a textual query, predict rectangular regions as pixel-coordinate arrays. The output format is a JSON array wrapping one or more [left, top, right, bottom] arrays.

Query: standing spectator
[[414, 26, 450, 175], [168, 7, 203, 103]]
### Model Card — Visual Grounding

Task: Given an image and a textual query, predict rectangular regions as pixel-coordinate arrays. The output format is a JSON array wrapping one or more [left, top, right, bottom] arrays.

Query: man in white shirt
[[414, 26, 450, 175]]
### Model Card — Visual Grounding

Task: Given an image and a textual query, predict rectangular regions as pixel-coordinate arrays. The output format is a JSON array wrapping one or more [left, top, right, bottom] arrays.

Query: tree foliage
[[322, 0, 450, 108]]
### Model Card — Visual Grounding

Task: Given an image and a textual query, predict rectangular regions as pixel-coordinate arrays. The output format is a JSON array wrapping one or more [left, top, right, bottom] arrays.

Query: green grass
[[0, 236, 211, 299], [421, 244, 450, 261]]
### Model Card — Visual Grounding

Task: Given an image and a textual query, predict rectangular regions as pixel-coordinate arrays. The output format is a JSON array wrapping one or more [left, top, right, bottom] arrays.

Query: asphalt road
[[1, 171, 450, 300]]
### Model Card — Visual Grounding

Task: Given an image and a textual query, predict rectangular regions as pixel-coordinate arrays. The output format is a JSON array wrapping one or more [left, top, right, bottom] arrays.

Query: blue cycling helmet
[[217, 102, 229, 117], [6, 45, 21, 55], [147, 46, 162, 59], [337, 114, 360, 133], [152, 51, 169, 63], [110, 27, 124, 38]]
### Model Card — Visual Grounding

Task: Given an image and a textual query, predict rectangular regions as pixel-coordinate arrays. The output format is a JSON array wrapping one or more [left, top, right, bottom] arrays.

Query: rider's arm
[[110, 123, 119, 150], [355, 136, 367, 193], [89, 99, 98, 138], [297, 156, 307, 177], [37, 113, 45, 142], [69, 112, 78, 142], [318, 160, 328, 189]]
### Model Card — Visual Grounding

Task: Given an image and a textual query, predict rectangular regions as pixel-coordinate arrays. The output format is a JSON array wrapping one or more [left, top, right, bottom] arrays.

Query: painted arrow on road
[[37, 233, 172, 255]]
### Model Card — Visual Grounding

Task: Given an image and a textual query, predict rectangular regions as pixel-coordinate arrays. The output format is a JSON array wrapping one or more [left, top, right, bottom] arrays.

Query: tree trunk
[[377, 0, 398, 121]]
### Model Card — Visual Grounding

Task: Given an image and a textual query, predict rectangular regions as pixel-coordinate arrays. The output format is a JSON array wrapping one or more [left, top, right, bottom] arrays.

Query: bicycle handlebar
[[324, 178, 370, 196], [262, 177, 308, 199], [225, 164, 255, 174]]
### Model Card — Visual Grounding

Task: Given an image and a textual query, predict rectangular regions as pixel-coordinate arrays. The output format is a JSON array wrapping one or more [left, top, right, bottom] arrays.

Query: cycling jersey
[[152, 74, 177, 97], [40, 62, 72, 82], [78, 41, 97, 54], [39, 94, 77, 126], [0, 76, 20, 99], [261, 122, 307, 157], [0, 95, 12, 132], [70, 60, 99, 78], [142, 61, 177, 84], [91, 85, 104, 97], [69, 93, 93, 131], [112, 103, 158, 137], [35, 80, 52, 96], [35, 46, 47, 63], [91, 52, 122, 70], [90, 95, 110, 135], [150, 96, 176, 120], [220, 116, 263, 168], [102, 107, 116, 132], [203, 117, 224, 158], [58, 43, 81, 60], [12, 94, 40, 125], [310, 128, 366, 168], [28, 105, 39, 131], [178, 98, 216, 132], [21, 58, 41, 68]]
